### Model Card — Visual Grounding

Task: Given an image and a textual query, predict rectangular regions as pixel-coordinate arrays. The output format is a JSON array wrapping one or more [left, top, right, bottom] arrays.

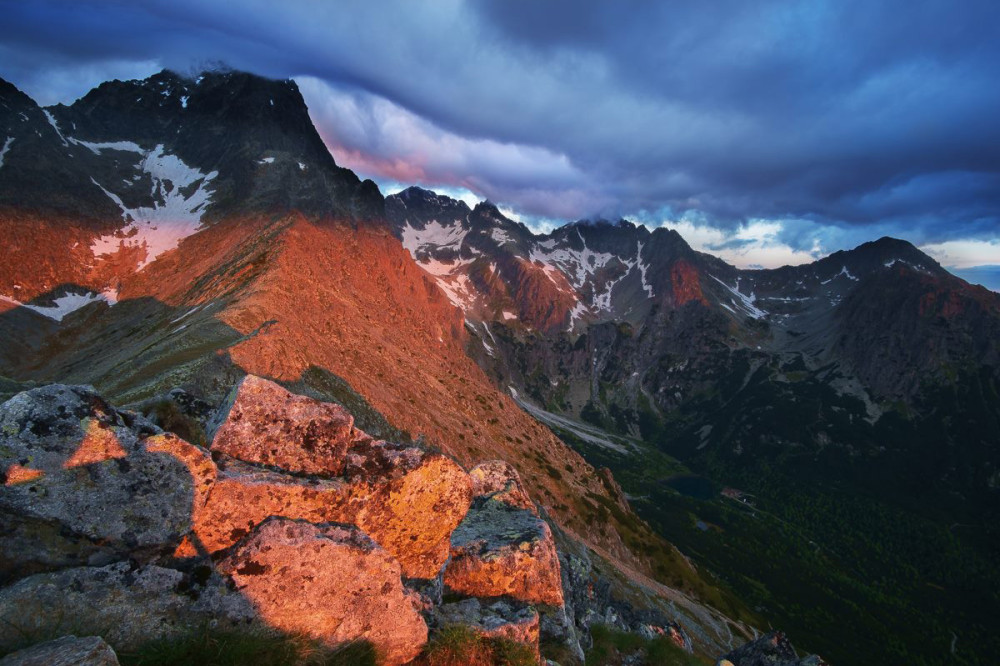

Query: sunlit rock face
[[217, 517, 428, 666], [208, 373, 361, 476], [0, 380, 553, 659], [469, 460, 537, 513], [444, 493, 564, 606], [197, 375, 473, 578]]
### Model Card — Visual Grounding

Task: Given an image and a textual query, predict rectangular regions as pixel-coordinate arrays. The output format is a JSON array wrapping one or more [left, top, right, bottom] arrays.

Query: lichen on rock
[[208, 374, 361, 476], [216, 517, 428, 666], [444, 496, 563, 607]]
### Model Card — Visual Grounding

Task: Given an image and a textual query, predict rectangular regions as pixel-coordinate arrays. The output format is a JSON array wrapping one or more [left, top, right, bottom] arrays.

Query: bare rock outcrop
[[0, 635, 119, 666], [444, 496, 563, 606], [0, 379, 573, 662], [434, 598, 541, 660], [469, 460, 536, 513], [208, 374, 360, 476], [720, 631, 829, 666], [216, 517, 427, 665], [172, 440, 472, 579], [189, 377, 473, 578], [0, 386, 192, 582], [0, 562, 260, 652]]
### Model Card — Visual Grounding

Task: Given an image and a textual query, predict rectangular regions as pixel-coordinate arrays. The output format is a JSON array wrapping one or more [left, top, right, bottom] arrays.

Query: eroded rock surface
[[0, 635, 119, 666], [194, 377, 473, 577], [216, 517, 427, 666], [434, 598, 541, 659], [720, 631, 829, 666], [444, 496, 563, 606], [0, 562, 260, 652], [208, 374, 360, 476], [469, 460, 536, 513], [0, 386, 191, 582]]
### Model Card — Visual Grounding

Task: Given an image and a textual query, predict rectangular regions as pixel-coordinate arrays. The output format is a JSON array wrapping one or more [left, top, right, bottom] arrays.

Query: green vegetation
[[542, 419, 758, 627], [551, 351, 1000, 666], [586, 624, 707, 666], [117, 630, 376, 666], [417, 625, 536, 666]]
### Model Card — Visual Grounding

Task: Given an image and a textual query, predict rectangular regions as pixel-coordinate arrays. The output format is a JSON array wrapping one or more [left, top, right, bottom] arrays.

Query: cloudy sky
[[1, 0, 998, 286]]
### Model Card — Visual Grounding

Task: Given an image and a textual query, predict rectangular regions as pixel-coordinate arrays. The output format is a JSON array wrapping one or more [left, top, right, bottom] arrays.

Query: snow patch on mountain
[[416, 258, 478, 310], [821, 266, 859, 284], [710, 275, 767, 319], [636, 241, 654, 298], [568, 300, 590, 329], [529, 230, 616, 290], [69, 138, 144, 154], [42, 110, 68, 146], [490, 228, 516, 245], [89, 144, 218, 269], [19, 290, 115, 322], [0, 137, 13, 168], [401, 220, 469, 257]]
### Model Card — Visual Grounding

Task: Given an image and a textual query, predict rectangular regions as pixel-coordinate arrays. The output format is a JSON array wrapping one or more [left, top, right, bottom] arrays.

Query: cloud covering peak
[[1, 0, 998, 272]]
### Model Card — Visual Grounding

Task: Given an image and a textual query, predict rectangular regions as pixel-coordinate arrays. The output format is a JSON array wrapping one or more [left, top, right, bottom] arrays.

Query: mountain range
[[1, 68, 998, 665]]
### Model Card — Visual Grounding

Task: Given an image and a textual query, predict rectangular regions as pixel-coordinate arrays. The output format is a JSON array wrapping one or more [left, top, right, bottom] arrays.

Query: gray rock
[[0, 635, 119, 666], [0, 385, 192, 583], [0, 562, 260, 653], [443, 497, 563, 606], [433, 598, 540, 656], [720, 631, 829, 666]]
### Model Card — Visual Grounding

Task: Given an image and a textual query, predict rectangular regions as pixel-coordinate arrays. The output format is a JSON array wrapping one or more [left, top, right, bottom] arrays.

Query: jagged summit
[[2, 66, 998, 666]]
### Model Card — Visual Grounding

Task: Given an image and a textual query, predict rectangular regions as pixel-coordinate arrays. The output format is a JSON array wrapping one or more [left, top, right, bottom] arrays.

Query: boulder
[[178, 446, 470, 578], [469, 460, 536, 513], [208, 374, 360, 476], [720, 631, 829, 666], [444, 497, 563, 606], [434, 598, 541, 659], [197, 376, 472, 578], [0, 563, 260, 653], [348, 441, 473, 579], [185, 456, 348, 555], [0, 636, 119, 666], [0, 386, 193, 582], [216, 517, 427, 666]]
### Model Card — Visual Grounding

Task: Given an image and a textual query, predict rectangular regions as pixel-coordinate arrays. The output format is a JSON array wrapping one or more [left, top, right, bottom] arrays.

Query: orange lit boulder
[[182, 442, 471, 578], [346, 439, 474, 579], [468, 460, 536, 513], [189, 376, 473, 578], [208, 374, 361, 476], [216, 517, 427, 665], [443, 496, 563, 607]]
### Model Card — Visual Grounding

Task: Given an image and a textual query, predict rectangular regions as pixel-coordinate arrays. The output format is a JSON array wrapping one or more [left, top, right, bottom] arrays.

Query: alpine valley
[[1, 69, 997, 666]]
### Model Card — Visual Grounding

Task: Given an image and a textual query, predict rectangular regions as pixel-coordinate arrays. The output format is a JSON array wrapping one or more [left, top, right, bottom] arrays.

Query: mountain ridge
[[1, 67, 998, 664]]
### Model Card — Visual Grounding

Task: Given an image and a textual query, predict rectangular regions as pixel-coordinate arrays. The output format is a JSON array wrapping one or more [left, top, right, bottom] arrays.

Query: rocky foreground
[[0, 376, 823, 665]]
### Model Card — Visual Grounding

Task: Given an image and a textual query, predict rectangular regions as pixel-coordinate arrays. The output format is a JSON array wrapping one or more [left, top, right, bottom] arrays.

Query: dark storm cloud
[[1, 0, 998, 250]]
